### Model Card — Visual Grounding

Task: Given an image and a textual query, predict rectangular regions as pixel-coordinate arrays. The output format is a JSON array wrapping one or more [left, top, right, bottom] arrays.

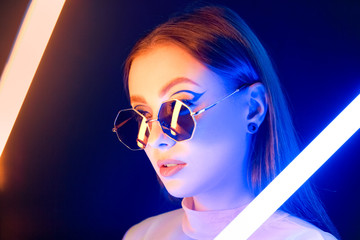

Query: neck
[[191, 180, 254, 211]]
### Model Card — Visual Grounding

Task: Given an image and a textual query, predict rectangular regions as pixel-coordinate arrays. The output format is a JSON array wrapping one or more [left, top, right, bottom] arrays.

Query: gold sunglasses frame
[[113, 83, 249, 150]]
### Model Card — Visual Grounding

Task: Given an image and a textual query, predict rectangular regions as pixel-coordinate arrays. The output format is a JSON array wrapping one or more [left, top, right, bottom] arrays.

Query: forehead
[[128, 43, 224, 105]]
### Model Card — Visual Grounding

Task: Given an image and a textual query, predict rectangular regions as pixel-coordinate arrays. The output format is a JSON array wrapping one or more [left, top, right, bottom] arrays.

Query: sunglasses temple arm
[[193, 87, 242, 116]]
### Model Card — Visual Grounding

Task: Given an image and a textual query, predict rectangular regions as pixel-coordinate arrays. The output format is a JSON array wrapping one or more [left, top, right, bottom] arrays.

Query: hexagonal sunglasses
[[113, 84, 248, 150]]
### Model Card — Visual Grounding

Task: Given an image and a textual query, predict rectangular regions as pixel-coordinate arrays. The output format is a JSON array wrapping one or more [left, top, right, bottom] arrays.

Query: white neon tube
[[216, 93, 360, 239], [0, 0, 66, 186]]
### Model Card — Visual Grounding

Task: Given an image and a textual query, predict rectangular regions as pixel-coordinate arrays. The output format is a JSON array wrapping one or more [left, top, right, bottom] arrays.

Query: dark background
[[0, 0, 359, 239]]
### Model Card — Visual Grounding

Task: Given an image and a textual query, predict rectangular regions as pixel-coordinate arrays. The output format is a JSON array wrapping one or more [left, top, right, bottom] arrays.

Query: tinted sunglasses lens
[[158, 100, 195, 141], [114, 110, 149, 150]]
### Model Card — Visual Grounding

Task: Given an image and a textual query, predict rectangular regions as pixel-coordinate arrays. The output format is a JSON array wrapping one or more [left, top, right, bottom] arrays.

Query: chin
[[162, 179, 189, 198], [162, 179, 195, 198]]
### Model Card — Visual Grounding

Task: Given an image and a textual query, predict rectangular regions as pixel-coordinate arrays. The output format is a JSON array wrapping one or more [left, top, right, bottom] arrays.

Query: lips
[[157, 159, 187, 177]]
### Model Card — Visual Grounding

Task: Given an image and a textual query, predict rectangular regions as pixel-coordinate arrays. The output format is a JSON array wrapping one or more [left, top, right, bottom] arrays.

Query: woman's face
[[128, 43, 252, 199]]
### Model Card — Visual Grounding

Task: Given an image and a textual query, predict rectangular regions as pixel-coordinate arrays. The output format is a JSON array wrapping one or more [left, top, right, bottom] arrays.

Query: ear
[[246, 83, 268, 130]]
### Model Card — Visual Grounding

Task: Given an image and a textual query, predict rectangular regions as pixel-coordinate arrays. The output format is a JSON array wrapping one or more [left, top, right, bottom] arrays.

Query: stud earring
[[247, 122, 258, 134]]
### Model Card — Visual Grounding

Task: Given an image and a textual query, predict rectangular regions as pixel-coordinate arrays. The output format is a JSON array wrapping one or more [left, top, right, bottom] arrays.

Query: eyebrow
[[130, 95, 147, 104], [130, 77, 200, 105], [159, 77, 200, 97]]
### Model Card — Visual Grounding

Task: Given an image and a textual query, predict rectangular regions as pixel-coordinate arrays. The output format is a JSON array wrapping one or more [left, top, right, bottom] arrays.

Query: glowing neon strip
[[216, 93, 360, 240], [0, 0, 66, 186]]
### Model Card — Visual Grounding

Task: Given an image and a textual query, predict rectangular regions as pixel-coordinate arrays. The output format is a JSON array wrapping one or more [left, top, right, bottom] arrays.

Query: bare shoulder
[[123, 208, 184, 240]]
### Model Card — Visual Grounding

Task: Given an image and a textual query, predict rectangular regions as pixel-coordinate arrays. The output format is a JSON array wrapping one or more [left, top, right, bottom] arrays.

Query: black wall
[[0, 0, 359, 239]]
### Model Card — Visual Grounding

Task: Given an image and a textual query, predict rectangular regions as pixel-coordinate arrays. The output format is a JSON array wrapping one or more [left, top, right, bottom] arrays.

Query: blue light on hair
[[216, 92, 360, 239]]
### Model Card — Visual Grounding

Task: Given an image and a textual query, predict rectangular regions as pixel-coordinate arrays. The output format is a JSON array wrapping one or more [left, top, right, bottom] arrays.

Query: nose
[[146, 120, 176, 150]]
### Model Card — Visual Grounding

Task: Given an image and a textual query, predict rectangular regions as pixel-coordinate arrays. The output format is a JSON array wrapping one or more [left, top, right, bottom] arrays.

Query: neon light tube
[[0, 0, 66, 187], [216, 93, 360, 240]]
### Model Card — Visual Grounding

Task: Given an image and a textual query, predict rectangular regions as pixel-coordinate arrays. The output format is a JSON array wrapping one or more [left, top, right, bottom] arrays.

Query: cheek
[[144, 149, 158, 172], [192, 104, 248, 149], [185, 104, 250, 174]]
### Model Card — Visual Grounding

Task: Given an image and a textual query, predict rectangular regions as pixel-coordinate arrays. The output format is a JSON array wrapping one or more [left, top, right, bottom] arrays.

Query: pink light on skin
[[0, 0, 66, 188], [215, 92, 360, 239]]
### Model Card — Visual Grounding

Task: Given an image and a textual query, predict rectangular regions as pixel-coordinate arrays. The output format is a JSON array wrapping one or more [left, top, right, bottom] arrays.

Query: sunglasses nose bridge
[[146, 118, 176, 149]]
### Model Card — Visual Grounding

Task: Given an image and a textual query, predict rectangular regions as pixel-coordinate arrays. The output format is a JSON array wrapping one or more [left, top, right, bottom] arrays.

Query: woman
[[114, 5, 340, 239]]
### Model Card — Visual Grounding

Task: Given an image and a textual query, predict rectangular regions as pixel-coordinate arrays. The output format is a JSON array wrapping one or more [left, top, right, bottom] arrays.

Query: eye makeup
[[132, 90, 205, 119], [134, 105, 152, 119], [170, 90, 205, 102]]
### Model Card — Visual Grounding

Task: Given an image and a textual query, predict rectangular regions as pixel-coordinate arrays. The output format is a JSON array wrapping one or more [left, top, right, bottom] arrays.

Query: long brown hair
[[123, 5, 340, 238]]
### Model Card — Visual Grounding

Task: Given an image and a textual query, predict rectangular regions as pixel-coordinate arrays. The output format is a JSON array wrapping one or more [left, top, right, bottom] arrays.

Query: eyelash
[[180, 99, 195, 107], [137, 109, 152, 119], [135, 98, 195, 118]]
